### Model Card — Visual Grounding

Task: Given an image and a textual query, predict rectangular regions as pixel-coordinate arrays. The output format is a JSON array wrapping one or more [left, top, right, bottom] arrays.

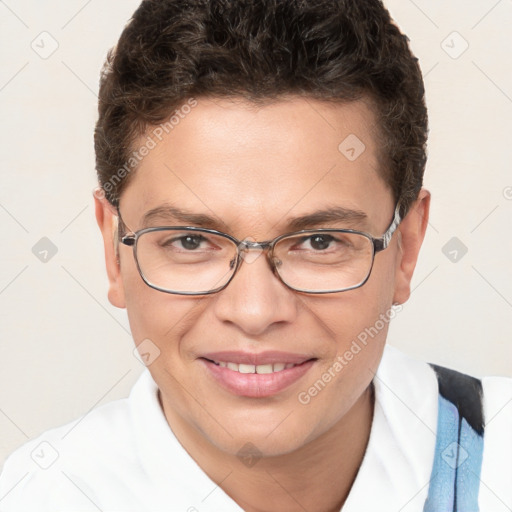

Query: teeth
[[238, 364, 255, 374], [213, 361, 298, 374], [256, 364, 273, 374]]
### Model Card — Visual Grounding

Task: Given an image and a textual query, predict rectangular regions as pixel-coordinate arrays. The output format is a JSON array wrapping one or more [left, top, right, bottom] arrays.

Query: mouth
[[207, 360, 300, 374], [199, 352, 317, 398]]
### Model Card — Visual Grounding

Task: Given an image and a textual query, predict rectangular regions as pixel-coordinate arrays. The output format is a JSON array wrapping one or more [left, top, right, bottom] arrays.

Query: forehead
[[121, 95, 392, 235]]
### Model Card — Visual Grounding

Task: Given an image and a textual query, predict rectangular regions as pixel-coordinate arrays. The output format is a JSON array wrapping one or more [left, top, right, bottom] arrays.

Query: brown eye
[[158, 234, 209, 251], [308, 234, 334, 251], [175, 235, 204, 250]]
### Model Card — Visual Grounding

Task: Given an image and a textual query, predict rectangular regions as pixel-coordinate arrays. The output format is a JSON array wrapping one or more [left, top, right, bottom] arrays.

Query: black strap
[[429, 363, 484, 436], [423, 364, 485, 512]]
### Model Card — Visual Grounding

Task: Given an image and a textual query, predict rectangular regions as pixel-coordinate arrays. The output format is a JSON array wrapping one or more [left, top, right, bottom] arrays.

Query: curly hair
[[94, 0, 428, 218]]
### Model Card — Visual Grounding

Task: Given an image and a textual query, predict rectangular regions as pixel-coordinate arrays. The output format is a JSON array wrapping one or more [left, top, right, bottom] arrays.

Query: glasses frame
[[117, 203, 402, 295]]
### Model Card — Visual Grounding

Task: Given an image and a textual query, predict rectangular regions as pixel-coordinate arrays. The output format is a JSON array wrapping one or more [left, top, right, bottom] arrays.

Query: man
[[0, 0, 510, 510]]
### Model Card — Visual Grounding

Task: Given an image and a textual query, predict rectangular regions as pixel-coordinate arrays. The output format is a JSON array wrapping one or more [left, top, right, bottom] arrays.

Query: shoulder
[[378, 346, 512, 510], [377, 345, 512, 446], [379, 344, 512, 414], [482, 373, 512, 411], [0, 371, 153, 511], [480, 373, 512, 510], [480, 372, 512, 441], [481, 373, 512, 440]]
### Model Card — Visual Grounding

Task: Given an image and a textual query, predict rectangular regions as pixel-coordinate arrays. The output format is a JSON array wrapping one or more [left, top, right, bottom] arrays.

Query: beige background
[[0, 0, 511, 469]]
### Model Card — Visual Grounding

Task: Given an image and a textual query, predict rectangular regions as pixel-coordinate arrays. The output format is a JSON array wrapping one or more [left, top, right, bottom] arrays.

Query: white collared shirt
[[0, 345, 510, 511]]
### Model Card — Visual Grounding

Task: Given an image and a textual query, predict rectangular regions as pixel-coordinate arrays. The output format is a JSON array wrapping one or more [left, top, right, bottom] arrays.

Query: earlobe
[[93, 188, 126, 309], [392, 188, 431, 305]]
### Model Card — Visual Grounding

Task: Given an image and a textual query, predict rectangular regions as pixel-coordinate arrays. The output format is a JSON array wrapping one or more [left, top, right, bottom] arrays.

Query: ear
[[93, 188, 126, 309], [392, 188, 431, 305]]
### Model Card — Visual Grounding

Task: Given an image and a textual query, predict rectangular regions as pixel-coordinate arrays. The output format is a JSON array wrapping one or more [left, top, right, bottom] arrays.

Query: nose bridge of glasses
[[235, 239, 282, 270], [238, 239, 272, 251]]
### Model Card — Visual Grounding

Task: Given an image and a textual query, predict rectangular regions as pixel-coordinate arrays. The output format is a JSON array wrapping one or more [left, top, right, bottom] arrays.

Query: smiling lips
[[200, 350, 317, 397], [212, 361, 297, 374]]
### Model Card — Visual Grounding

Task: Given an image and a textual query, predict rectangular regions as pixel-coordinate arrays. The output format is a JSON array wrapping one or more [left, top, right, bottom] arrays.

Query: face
[[95, 95, 429, 457]]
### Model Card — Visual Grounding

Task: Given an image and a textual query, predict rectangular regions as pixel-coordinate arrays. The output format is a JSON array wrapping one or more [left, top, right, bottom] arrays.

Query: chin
[[206, 417, 316, 458]]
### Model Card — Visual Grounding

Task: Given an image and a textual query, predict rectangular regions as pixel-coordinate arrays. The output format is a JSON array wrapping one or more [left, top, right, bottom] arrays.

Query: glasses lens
[[274, 231, 374, 292], [135, 229, 238, 293]]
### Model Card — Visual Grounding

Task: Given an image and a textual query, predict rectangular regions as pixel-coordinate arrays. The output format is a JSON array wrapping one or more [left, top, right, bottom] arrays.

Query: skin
[[95, 95, 430, 512]]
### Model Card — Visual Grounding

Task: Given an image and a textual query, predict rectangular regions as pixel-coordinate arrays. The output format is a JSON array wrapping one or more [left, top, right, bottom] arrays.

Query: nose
[[211, 246, 298, 337]]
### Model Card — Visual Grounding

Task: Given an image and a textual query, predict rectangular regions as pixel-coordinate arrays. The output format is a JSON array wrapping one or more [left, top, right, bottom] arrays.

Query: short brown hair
[[94, 0, 428, 217]]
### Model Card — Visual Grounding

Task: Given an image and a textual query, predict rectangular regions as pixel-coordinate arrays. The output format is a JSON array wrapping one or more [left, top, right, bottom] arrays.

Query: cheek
[[297, 258, 395, 357], [120, 256, 200, 347], [292, 252, 397, 425], [293, 303, 390, 442]]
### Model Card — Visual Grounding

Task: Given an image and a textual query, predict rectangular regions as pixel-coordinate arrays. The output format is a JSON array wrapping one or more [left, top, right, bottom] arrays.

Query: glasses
[[117, 204, 401, 295]]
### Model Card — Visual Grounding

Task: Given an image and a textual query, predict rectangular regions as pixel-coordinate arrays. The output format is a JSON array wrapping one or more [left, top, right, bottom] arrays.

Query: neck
[[160, 384, 374, 512]]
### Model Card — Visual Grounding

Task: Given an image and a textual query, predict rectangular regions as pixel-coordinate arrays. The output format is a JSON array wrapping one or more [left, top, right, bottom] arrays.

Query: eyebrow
[[141, 206, 228, 230], [140, 204, 368, 232], [285, 206, 368, 231]]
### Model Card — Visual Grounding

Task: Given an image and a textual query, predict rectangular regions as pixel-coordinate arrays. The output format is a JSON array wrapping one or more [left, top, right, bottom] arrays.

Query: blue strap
[[424, 366, 484, 512]]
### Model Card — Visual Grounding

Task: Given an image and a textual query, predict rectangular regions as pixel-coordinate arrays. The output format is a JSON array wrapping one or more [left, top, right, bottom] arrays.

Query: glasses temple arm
[[373, 203, 402, 252]]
